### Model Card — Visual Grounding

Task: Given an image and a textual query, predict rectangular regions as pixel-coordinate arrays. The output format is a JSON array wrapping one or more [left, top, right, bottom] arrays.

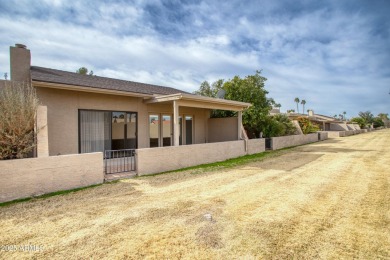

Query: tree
[[0, 81, 39, 159], [377, 113, 389, 127], [350, 117, 366, 129], [358, 111, 374, 124], [300, 99, 306, 114], [343, 111, 347, 121], [261, 114, 297, 138], [294, 97, 300, 113], [372, 117, 384, 128], [194, 70, 272, 137], [377, 113, 389, 121], [76, 67, 94, 76], [194, 79, 224, 98]]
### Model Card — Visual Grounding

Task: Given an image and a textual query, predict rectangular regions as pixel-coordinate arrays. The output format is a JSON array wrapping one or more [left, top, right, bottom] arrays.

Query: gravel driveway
[[1, 130, 389, 259]]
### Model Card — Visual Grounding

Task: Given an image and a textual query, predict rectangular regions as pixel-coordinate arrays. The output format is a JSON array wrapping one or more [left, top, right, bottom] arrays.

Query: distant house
[[287, 110, 347, 131], [8, 44, 252, 174]]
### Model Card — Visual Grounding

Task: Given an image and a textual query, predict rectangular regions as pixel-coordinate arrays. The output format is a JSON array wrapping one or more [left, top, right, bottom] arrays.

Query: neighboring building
[[9, 44, 251, 157], [269, 108, 281, 115], [287, 110, 346, 131]]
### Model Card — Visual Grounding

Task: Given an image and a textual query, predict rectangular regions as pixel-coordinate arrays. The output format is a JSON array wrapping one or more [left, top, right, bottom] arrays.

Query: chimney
[[10, 43, 31, 83], [308, 110, 314, 116]]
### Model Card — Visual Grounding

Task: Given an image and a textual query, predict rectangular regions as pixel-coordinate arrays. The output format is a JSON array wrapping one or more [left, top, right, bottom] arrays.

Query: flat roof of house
[[31, 66, 185, 96]]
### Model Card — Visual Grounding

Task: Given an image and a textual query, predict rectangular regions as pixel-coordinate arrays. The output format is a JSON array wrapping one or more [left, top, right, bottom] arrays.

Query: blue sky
[[0, 0, 389, 117]]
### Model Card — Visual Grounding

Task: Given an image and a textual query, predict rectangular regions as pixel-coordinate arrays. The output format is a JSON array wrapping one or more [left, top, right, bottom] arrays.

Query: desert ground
[[0, 129, 389, 259]]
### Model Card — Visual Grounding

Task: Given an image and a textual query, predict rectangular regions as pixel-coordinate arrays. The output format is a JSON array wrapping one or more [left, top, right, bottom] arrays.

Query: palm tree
[[301, 100, 306, 114], [294, 97, 300, 113], [343, 111, 346, 121]]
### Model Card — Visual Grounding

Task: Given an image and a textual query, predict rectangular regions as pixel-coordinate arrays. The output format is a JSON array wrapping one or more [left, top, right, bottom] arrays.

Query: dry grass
[[0, 130, 389, 259]]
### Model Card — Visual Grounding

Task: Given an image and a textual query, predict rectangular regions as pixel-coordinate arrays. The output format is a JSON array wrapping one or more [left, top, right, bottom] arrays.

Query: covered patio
[[145, 93, 251, 146]]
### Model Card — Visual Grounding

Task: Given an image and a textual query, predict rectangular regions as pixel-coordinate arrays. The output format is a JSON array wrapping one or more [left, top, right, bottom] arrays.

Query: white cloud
[[0, 0, 389, 116]]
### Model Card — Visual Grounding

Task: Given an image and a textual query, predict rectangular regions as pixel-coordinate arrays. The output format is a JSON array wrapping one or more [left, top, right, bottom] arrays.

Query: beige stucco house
[[9, 44, 251, 167], [287, 110, 347, 131]]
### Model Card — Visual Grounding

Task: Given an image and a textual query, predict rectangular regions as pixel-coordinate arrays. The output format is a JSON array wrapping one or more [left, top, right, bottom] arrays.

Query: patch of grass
[[138, 147, 293, 178], [0, 183, 104, 208]]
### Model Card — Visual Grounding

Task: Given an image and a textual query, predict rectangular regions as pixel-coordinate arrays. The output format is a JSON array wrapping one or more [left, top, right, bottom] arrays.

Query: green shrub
[[262, 114, 297, 138], [0, 81, 39, 159], [372, 117, 384, 128], [350, 117, 366, 129], [297, 117, 320, 134]]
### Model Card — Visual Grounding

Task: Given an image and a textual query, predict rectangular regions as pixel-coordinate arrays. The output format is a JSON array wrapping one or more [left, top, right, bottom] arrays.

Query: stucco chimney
[[10, 43, 31, 83], [308, 110, 314, 116]]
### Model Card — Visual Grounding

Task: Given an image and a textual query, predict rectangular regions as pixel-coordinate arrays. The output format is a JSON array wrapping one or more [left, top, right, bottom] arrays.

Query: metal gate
[[265, 138, 272, 150], [104, 149, 135, 174]]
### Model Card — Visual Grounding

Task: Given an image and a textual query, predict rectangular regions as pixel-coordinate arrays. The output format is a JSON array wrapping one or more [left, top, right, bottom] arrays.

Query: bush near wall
[[297, 117, 320, 134], [261, 114, 297, 138], [0, 81, 39, 159]]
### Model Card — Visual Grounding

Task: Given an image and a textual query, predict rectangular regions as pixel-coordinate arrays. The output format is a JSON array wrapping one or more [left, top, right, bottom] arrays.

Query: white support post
[[173, 101, 180, 146], [238, 111, 242, 140]]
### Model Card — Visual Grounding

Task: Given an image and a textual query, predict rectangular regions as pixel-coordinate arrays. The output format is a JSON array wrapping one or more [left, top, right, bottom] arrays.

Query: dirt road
[[1, 130, 389, 259]]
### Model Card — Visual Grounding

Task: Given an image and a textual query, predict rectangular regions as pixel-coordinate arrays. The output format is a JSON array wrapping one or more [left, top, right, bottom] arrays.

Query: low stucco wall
[[208, 117, 238, 143], [326, 131, 343, 138], [326, 131, 355, 138], [318, 132, 328, 141], [271, 133, 320, 150], [0, 153, 103, 203], [247, 139, 266, 155], [136, 140, 266, 175], [324, 129, 369, 138]]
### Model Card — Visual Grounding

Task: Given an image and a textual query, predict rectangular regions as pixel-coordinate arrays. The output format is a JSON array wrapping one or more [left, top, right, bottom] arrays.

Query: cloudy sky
[[0, 0, 389, 117]]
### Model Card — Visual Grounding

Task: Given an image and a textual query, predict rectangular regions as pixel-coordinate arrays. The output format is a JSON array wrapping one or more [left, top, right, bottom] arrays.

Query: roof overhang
[[288, 113, 344, 123], [33, 80, 153, 98], [145, 93, 252, 111], [308, 116, 344, 123]]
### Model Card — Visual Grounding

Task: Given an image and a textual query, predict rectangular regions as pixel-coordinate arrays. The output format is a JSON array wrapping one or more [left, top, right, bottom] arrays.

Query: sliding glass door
[[79, 110, 137, 153], [79, 110, 111, 153]]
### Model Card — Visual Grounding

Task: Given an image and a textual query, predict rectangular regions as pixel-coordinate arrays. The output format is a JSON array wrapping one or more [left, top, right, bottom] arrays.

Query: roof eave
[[145, 93, 252, 111], [33, 80, 154, 98]]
